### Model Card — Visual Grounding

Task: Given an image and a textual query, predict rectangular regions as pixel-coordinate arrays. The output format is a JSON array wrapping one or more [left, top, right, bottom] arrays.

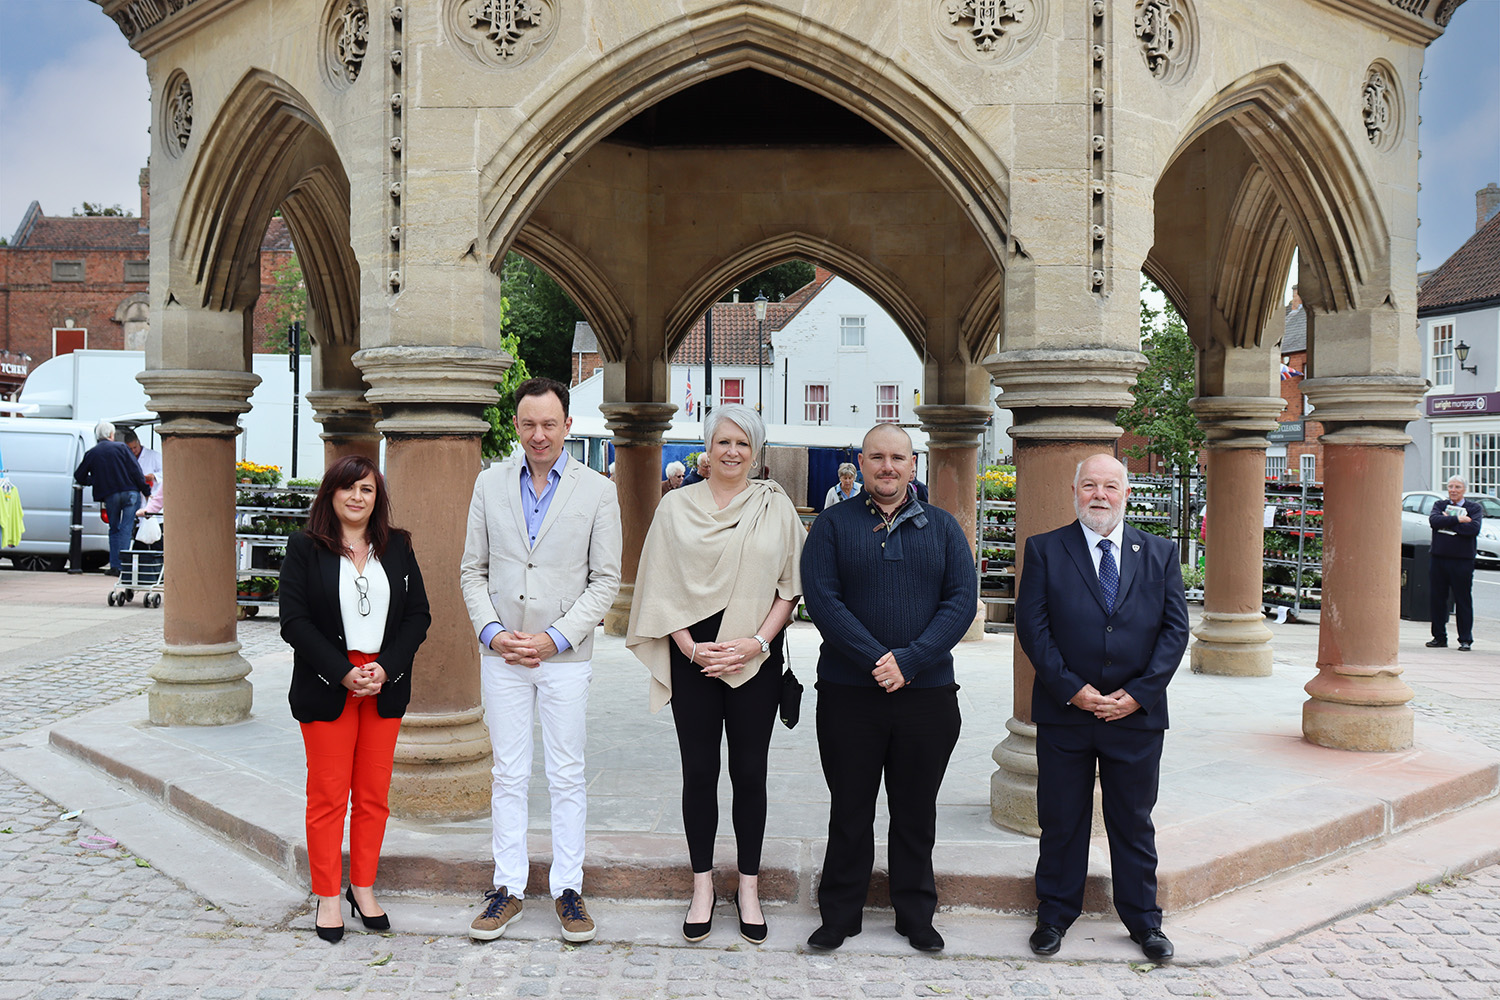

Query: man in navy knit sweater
[[800, 423, 978, 953], [1427, 476, 1481, 651]]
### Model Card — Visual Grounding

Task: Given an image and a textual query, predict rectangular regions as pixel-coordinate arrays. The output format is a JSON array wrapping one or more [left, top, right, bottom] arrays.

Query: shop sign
[[1267, 420, 1304, 443], [1426, 393, 1500, 417]]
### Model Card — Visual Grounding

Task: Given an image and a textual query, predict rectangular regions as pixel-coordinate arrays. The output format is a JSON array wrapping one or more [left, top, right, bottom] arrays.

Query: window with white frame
[[720, 377, 744, 407], [876, 384, 899, 422], [1440, 434, 1462, 485], [839, 315, 865, 348], [1299, 454, 1316, 483], [1431, 321, 1454, 388], [1469, 433, 1500, 495], [1265, 454, 1287, 481], [804, 383, 830, 423]]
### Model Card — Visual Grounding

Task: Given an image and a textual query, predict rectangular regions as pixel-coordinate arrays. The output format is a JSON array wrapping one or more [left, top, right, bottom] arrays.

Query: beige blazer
[[460, 453, 622, 661]]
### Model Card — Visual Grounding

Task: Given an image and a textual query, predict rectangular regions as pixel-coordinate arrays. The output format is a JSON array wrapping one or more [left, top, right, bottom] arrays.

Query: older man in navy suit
[[1015, 454, 1189, 962]]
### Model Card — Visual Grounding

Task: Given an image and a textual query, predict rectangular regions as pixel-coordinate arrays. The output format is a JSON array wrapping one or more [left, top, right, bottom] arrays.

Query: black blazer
[[1016, 521, 1189, 731], [280, 530, 431, 723]]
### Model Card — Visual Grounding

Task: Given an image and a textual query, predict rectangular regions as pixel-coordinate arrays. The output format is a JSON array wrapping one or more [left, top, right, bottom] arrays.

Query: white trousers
[[479, 654, 591, 899]]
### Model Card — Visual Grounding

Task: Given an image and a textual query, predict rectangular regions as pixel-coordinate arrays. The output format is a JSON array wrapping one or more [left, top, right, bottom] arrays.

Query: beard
[[1076, 500, 1123, 535]]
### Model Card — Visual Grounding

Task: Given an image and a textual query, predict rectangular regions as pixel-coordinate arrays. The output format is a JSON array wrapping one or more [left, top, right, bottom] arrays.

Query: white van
[[0, 417, 111, 570]]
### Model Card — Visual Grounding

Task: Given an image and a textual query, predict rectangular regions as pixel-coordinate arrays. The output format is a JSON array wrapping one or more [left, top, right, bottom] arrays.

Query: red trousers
[[299, 651, 402, 897]]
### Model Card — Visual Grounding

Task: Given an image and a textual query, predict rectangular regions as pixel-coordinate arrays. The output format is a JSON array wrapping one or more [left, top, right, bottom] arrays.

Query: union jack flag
[[685, 375, 694, 415], [1280, 363, 1304, 380]]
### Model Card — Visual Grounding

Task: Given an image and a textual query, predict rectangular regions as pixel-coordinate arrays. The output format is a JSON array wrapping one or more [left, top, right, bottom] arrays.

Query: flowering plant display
[[235, 461, 283, 486]]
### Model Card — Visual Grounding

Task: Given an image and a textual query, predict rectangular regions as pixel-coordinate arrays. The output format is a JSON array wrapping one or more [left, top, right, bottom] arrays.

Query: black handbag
[[779, 667, 803, 729]]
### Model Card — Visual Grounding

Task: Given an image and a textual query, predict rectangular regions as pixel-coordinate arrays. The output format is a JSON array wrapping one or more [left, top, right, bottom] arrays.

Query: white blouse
[[339, 553, 390, 654]]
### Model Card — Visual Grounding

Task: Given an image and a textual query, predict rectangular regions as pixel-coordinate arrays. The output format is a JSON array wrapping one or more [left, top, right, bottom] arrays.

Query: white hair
[[665, 460, 685, 477], [1448, 476, 1467, 489], [94, 420, 115, 442], [704, 404, 766, 459], [1074, 455, 1129, 489], [838, 462, 857, 478]]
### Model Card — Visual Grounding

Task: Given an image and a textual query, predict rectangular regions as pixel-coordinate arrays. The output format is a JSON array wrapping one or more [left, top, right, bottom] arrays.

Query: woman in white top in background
[[279, 455, 430, 942]]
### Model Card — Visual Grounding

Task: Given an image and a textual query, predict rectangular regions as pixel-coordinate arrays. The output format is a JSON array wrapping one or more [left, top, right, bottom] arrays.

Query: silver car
[[1400, 490, 1500, 567]]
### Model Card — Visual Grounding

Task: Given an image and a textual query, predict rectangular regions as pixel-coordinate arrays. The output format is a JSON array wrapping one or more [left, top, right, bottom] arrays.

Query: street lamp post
[[753, 292, 768, 414]]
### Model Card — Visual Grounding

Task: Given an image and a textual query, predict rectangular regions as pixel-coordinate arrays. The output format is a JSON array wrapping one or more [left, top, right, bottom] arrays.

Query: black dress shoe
[[347, 886, 390, 931], [682, 908, 713, 943], [1130, 927, 1174, 962], [806, 924, 857, 951], [313, 897, 344, 943], [894, 919, 944, 952], [1426, 639, 1448, 648], [731, 891, 767, 945], [1029, 922, 1065, 955]]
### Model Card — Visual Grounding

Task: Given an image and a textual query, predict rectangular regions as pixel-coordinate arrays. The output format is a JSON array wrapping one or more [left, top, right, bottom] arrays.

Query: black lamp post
[[1456, 340, 1478, 376], [753, 292, 769, 414]]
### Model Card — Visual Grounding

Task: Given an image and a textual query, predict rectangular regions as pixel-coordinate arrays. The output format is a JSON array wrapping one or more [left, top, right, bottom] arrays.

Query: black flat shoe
[[806, 924, 857, 951], [732, 890, 767, 945], [347, 886, 390, 931], [1029, 922, 1065, 956], [682, 895, 714, 942], [314, 898, 344, 943], [1130, 926, 1175, 962], [894, 919, 944, 952]]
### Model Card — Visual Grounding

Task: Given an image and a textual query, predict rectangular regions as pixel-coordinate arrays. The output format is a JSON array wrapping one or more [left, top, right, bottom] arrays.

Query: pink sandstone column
[[915, 403, 994, 641], [600, 402, 679, 636]]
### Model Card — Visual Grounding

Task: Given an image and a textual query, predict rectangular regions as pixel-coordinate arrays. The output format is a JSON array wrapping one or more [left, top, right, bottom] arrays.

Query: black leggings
[[669, 610, 783, 875]]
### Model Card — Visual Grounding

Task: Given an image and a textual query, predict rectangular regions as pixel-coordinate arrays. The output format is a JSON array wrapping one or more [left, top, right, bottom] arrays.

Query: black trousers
[[669, 611, 783, 875], [1035, 721, 1164, 934], [1429, 555, 1474, 644], [814, 681, 961, 933]]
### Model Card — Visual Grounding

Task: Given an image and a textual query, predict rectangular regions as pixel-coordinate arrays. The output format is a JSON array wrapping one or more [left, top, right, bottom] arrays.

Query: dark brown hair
[[514, 377, 570, 416], [303, 455, 410, 557]]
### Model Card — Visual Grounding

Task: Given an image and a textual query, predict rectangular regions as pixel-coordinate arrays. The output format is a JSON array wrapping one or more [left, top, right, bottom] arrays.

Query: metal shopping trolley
[[110, 515, 164, 608]]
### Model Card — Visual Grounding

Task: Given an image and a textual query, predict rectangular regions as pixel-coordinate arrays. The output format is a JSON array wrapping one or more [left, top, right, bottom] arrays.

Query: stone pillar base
[[603, 581, 634, 637], [1302, 697, 1413, 752], [963, 603, 986, 642], [1191, 612, 1274, 677], [147, 642, 253, 726], [389, 709, 493, 819], [990, 718, 1040, 836]]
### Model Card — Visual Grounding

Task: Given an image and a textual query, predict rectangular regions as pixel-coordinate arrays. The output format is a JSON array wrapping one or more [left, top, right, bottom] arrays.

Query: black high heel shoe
[[347, 886, 391, 931], [732, 888, 767, 945], [314, 897, 344, 943], [682, 892, 714, 942]]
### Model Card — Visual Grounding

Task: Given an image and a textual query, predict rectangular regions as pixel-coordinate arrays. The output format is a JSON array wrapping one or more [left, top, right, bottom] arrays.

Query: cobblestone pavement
[[1, 617, 1498, 998]]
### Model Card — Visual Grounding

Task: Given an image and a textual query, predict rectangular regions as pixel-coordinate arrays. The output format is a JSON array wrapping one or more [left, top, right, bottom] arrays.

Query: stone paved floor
[[1, 610, 1499, 998]]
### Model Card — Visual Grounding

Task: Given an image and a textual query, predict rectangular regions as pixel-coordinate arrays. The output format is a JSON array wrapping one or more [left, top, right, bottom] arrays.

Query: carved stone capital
[[353, 346, 510, 436], [1190, 396, 1287, 449], [1300, 376, 1426, 446], [600, 402, 680, 448], [914, 403, 993, 447], [137, 369, 261, 437], [986, 348, 1144, 442]]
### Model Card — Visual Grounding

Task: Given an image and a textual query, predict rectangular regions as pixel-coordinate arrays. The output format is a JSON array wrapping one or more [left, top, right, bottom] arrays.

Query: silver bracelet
[[689, 641, 697, 664]]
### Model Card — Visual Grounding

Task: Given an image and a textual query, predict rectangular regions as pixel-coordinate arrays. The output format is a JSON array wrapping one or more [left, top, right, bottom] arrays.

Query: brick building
[[0, 169, 295, 386], [1270, 292, 1323, 483]]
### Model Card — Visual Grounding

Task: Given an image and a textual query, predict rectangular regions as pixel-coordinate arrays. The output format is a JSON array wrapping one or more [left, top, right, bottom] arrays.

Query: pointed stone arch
[[660, 232, 929, 362], [1171, 64, 1388, 315], [479, 4, 1011, 274], [172, 69, 359, 347], [510, 222, 633, 364], [1211, 165, 1300, 350]]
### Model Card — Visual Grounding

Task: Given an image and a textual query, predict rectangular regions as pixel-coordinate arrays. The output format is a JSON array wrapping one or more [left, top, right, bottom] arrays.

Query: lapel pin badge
[[1132, 544, 1140, 552]]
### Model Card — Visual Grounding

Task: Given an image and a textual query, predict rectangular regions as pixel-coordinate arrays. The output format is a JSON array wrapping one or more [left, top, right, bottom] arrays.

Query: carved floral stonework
[[164, 73, 193, 156], [330, 0, 369, 85], [447, 0, 557, 68], [1132, 0, 1195, 83], [1362, 63, 1401, 151], [935, 0, 1044, 64]]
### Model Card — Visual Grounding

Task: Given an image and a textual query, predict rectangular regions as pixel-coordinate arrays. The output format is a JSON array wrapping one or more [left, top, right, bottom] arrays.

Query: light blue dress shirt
[[478, 451, 573, 655]]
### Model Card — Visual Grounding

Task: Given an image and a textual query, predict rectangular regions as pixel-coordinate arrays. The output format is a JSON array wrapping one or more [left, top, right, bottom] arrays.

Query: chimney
[[138, 165, 151, 234], [1287, 284, 1302, 311], [1479, 182, 1500, 232]]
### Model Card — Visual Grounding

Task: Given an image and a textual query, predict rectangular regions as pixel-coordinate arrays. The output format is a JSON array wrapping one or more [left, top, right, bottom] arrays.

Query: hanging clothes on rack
[[0, 476, 24, 549]]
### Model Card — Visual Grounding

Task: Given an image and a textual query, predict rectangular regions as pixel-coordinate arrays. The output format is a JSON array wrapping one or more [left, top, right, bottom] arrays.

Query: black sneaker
[[1425, 639, 1447, 648], [1459, 643, 1472, 651]]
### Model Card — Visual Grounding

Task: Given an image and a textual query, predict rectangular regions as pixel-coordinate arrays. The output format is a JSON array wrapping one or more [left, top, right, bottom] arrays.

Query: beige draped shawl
[[626, 479, 804, 712]]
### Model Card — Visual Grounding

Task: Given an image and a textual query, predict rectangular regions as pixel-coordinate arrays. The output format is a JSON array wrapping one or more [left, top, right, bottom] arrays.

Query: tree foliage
[[1117, 289, 1203, 476], [263, 253, 310, 354], [721, 260, 816, 302], [501, 254, 580, 384], [72, 203, 132, 217], [481, 297, 533, 461]]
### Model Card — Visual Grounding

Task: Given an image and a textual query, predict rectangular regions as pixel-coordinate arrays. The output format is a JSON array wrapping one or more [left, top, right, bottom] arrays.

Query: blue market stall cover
[[808, 446, 861, 512]]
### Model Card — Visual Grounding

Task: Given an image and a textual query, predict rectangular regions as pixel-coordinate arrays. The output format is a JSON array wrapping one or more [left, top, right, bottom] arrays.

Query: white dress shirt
[[1078, 519, 1126, 580]]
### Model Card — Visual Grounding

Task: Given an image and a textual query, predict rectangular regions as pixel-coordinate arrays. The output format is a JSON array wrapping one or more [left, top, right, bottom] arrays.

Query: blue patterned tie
[[1098, 538, 1118, 615]]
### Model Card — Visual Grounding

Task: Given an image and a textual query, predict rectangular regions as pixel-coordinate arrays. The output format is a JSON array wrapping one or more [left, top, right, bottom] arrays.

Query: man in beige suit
[[460, 377, 622, 944]]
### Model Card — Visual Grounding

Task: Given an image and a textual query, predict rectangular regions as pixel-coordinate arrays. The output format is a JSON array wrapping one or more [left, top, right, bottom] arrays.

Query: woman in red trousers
[[279, 455, 430, 942]]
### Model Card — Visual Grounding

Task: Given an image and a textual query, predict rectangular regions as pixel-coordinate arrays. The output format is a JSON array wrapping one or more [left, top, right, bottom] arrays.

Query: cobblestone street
[[1, 607, 1498, 998]]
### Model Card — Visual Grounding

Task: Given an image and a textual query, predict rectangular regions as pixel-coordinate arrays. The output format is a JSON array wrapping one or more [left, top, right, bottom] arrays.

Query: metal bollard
[[68, 482, 83, 574]]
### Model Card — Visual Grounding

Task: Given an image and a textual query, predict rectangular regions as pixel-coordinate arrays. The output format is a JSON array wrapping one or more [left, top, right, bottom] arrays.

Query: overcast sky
[[1, 0, 1496, 271]]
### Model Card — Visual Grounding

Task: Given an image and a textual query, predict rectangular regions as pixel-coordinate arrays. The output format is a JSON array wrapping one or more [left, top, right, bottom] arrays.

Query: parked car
[[1400, 490, 1500, 567], [0, 417, 110, 571]]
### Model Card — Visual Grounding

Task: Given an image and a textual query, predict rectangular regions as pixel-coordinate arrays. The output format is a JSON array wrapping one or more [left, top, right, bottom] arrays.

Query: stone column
[[599, 402, 679, 636], [984, 349, 1143, 835], [137, 369, 262, 725], [1188, 397, 1285, 677], [1299, 376, 1425, 751], [915, 403, 993, 641], [306, 388, 381, 467], [355, 345, 511, 818]]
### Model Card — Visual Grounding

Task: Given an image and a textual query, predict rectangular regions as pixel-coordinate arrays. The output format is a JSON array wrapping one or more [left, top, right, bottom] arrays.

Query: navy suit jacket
[[1016, 521, 1189, 731]]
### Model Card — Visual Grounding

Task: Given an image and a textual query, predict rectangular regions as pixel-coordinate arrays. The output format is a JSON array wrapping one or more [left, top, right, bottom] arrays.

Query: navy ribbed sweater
[[800, 494, 978, 688]]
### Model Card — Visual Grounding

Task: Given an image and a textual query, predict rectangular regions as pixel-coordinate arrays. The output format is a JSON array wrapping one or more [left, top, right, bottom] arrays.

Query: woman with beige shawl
[[627, 404, 804, 945]]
